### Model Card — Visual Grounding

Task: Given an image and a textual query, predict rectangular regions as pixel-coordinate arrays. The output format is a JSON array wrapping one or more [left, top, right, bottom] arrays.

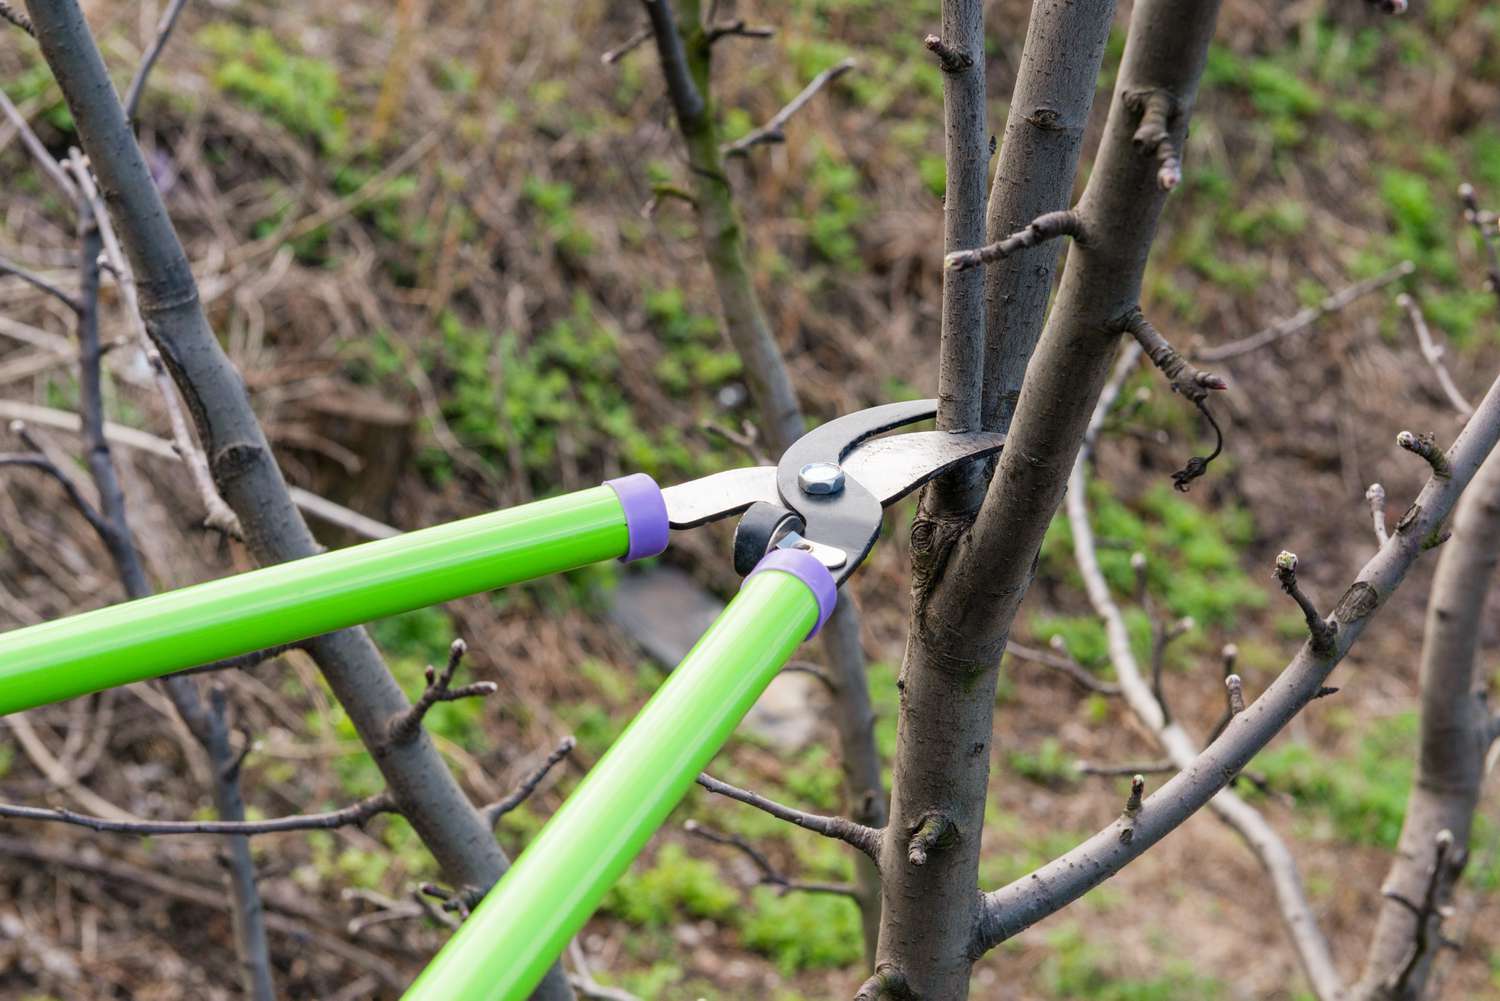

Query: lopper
[[0, 399, 1004, 1000]]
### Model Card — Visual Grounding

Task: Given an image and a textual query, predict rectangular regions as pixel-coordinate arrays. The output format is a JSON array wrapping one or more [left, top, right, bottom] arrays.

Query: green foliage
[[198, 25, 346, 151], [782, 745, 844, 811], [522, 176, 593, 258], [1205, 46, 1320, 146], [1251, 712, 1417, 847], [1007, 737, 1079, 788], [1041, 924, 1225, 1000], [602, 843, 739, 928], [429, 297, 706, 489], [645, 287, 742, 394], [740, 887, 864, 973], [801, 143, 868, 265], [1041, 476, 1263, 633]]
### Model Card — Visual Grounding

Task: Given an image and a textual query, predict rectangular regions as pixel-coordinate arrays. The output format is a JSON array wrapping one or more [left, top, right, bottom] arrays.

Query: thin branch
[[923, 33, 971, 73], [65, 156, 244, 538], [601, 26, 652, 64], [0, 90, 78, 202], [1129, 90, 1181, 190], [1196, 260, 1416, 362], [123, 0, 191, 123], [1367, 483, 1390, 545], [1274, 551, 1337, 655], [695, 773, 882, 861], [684, 820, 860, 898], [723, 58, 855, 158], [642, 0, 706, 129], [1004, 639, 1121, 696], [0, 0, 32, 35], [483, 737, 576, 827], [568, 941, 642, 1001], [1077, 760, 1173, 778], [0, 443, 113, 541], [1459, 183, 1500, 299], [167, 642, 305, 679], [1385, 830, 1463, 994], [0, 400, 396, 539], [975, 367, 1500, 981], [706, 19, 774, 44], [944, 209, 1084, 272], [1398, 430, 1453, 480], [1119, 309, 1228, 490], [0, 792, 396, 835], [1117, 774, 1146, 843], [0, 256, 81, 311], [389, 639, 497, 745], [853, 965, 916, 1001], [1398, 293, 1472, 416]]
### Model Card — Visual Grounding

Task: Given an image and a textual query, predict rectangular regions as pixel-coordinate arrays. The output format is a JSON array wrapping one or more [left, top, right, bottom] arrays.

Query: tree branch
[[1274, 551, 1337, 655], [0, 256, 81, 311], [1003, 639, 1121, 696], [0, 0, 32, 35], [122, 0, 191, 123], [0, 792, 396, 835], [483, 737, 576, 827], [975, 361, 1500, 969], [1459, 183, 1500, 300], [1196, 261, 1415, 362], [1367, 483, 1390, 545], [943, 209, 1085, 273], [696, 773, 882, 861], [684, 820, 860, 898], [722, 57, 854, 158], [1397, 293, 1472, 416], [388, 639, 497, 745]]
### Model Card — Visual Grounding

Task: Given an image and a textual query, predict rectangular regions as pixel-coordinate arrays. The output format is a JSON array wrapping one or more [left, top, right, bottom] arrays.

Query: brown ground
[[2, 0, 1499, 998]]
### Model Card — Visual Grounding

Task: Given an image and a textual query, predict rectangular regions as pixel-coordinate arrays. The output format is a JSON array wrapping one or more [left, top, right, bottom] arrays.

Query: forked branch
[[696, 773, 882, 860]]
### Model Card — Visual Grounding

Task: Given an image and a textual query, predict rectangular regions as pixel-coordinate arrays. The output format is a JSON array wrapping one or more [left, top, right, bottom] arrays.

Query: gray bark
[[975, 370, 1500, 950], [878, 0, 1220, 994], [1352, 452, 1500, 999], [642, 0, 886, 959], [981, 0, 1117, 433], [21, 2, 572, 996]]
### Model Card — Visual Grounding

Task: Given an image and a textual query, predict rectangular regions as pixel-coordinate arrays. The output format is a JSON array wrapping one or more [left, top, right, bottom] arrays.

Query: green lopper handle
[[0, 476, 669, 716], [401, 550, 836, 1001]]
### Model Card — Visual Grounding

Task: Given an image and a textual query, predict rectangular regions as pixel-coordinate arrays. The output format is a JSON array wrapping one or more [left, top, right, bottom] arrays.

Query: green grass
[[198, 24, 347, 151]]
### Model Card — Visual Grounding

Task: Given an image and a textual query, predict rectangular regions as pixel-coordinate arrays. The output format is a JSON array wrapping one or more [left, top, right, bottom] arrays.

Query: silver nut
[[797, 461, 845, 495]]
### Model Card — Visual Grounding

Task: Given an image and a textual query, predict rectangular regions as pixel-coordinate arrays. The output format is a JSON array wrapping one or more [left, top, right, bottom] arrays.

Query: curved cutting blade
[[660, 428, 1005, 530]]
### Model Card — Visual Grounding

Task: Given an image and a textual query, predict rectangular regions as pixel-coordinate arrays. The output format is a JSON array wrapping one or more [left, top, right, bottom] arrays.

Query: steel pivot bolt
[[798, 461, 845, 495]]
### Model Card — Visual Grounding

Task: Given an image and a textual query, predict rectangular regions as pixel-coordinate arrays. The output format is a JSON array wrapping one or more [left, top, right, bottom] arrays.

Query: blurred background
[[2, 0, 1499, 997]]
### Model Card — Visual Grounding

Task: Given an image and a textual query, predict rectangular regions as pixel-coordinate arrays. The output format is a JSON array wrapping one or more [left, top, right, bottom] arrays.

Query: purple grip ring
[[744, 548, 838, 639], [605, 474, 670, 563]]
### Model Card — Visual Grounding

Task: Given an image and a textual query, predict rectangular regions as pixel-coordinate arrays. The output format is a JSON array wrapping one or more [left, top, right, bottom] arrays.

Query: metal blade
[[660, 429, 1004, 530]]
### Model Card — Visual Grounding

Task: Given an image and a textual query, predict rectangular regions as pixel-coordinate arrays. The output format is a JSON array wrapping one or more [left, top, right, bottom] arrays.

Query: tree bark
[[23, 2, 572, 996], [879, 0, 1221, 994], [643, 0, 886, 958], [1353, 452, 1500, 999]]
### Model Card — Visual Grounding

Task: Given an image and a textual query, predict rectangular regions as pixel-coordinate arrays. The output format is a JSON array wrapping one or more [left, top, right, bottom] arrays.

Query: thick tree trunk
[[878, 0, 1222, 994], [1353, 452, 1500, 999]]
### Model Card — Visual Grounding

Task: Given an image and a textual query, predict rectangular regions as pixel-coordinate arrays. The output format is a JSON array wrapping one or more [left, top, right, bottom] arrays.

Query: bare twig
[[1274, 551, 1337, 655], [389, 639, 498, 745], [722, 58, 855, 158], [923, 32, 971, 73], [1398, 293, 1472, 416], [943, 209, 1084, 272], [684, 820, 859, 898], [601, 26, 652, 64], [483, 737, 576, 827], [1196, 260, 1415, 362], [0, 792, 396, 835], [1459, 183, 1500, 298], [706, 19, 774, 44], [0, 400, 397, 539], [1367, 483, 1390, 545], [66, 155, 244, 538], [1120, 309, 1228, 490], [567, 941, 641, 1001], [0, 256, 81, 311], [1117, 774, 1146, 843], [1384, 830, 1463, 994], [1004, 639, 1121, 696], [1398, 430, 1452, 480], [122, 0, 191, 122], [0, 91, 78, 202], [695, 773, 882, 860], [1129, 90, 1181, 190], [0, 0, 32, 35], [1077, 760, 1174, 778]]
